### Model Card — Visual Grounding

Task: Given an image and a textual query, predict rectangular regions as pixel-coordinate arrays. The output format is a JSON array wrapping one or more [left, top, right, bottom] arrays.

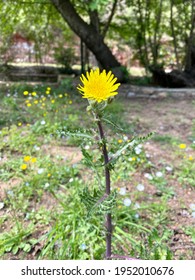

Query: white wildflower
[[41, 120, 46, 125], [0, 202, 4, 210], [123, 198, 131, 207], [136, 184, 145, 191], [38, 168, 44, 174], [80, 244, 87, 250], [144, 173, 153, 180], [134, 202, 140, 209], [156, 171, 163, 178], [119, 187, 126, 195], [165, 166, 173, 172], [190, 203, 195, 211]]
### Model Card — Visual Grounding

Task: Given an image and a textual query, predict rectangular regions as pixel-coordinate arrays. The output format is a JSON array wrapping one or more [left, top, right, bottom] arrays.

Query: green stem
[[97, 118, 112, 259]]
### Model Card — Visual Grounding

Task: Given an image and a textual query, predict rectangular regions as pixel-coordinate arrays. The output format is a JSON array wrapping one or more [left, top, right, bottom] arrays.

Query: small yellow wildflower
[[34, 100, 38, 104], [21, 164, 27, 170], [179, 143, 186, 149], [42, 103, 45, 107], [26, 123, 30, 127], [132, 157, 136, 161], [51, 99, 55, 103], [24, 156, 31, 162], [64, 93, 68, 97], [47, 87, 51, 91], [25, 99, 30, 103], [77, 68, 120, 103], [118, 205, 122, 209], [46, 91, 50, 95], [118, 139, 123, 144], [58, 94, 63, 98], [47, 173, 51, 177], [18, 122, 22, 126], [189, 155, 193, 161], [27, 103, 32, 107], [43, 113, 47, 117], [23, 91, 28, 95], [31, 157, 37, 163], [32, 92, 37, 96], [42, 97, 46, 101], [69, 100, 72, 104]]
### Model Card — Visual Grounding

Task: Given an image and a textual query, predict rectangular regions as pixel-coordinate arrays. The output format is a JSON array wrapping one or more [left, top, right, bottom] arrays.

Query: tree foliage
[[0, 0, 194, 75]]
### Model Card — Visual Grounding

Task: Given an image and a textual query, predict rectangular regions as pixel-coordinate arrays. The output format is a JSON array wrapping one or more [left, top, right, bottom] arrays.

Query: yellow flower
[[179, 143, 186, 149], [47, 173, 51, 177], [21, 164, 27, 170], [46, 91, 50, 94], [23, 91, 28, 95], [47, 87, 51, 91], [34, 100, 38, 104], [69, 100, 72, 104], [31, 157, 37, 163], [32, 92, 37, 96], [189, 155, 193, 161], [24, 156, 31, 162], [18, 122, 22, 126], [58, 94, 63, 98], [51, 99, 55, 103], [77, 68, 120, 103], [118, 139, 123, 144], [27, 103, 32, 107]]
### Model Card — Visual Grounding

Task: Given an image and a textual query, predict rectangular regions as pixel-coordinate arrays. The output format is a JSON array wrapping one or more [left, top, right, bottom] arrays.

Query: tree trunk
[[50, 0, 125, 80]]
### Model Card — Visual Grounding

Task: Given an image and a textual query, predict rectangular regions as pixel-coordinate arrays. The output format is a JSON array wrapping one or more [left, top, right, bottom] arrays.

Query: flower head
[[38, 168, 44, 174], [77, 68, 120, 103], [136, 184, 145, 191], [118, 187, 126, 195], [31, 157, 37, 163], [21, 164, 27, 170], [80, 244, 87, 250], [155, 171, 163, 178], [123, 198, 131, 207], [24, 156, 31, 162], [144, 173, 153, 180], [179, 143, 186, 149]]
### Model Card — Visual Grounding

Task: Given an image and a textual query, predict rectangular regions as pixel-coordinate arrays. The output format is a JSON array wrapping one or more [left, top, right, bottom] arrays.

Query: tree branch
[[102, 0, 118, 38]]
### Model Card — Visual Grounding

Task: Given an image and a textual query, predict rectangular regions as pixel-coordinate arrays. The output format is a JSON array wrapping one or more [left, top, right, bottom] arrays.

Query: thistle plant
[[77, 68, 120, 259], [75, 68, 152, 259]]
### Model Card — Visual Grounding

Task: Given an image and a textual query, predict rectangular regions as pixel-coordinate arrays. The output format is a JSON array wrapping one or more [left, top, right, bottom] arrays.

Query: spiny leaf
[[108, 132, 155, 165]]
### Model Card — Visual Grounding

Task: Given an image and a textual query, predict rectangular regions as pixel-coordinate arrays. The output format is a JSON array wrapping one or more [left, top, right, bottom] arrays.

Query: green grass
[[152, 134, 179, 145]]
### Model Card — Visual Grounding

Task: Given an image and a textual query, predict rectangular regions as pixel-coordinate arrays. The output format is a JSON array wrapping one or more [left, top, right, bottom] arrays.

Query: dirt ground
[[119, 96, 195, 259]]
